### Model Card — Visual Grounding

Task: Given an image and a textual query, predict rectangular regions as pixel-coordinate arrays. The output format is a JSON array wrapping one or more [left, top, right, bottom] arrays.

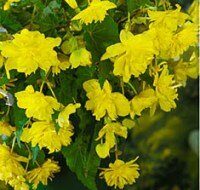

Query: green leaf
[[84, 16, 119, 62], [31, 145, 40, 162], [62, 124, 101, 190], [10, 104, 28, 147], [56, 71, 78, 105], [0, 10, 22, 33], [75, 66, 96, 88], [127, 0, 152, 13], [0, 74, 9, 86], [77, 108, 95, 129]]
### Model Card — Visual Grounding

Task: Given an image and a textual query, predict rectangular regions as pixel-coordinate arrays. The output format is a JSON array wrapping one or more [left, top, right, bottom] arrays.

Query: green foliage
[[84, 16, 119, 61], [127, 0, 152, 13], [62, 124, 101, 190]]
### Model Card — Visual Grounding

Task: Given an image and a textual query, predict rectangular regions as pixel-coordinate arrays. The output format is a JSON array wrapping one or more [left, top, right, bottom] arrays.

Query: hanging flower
[[130, 88, 157, 118], [57, 103, 81, 128], [26, 159, 60, 189], [83, 79, 130, 120], [100, 158, 140, 189], [0, 144, 28, 186], [72, 0, 116, 25], [148, 4, 189, 31], [96, 122, 127, 158], [153, 66, 178, 112], [101, 30, 155, 82], [15, 85, 60, 121], [1, 29, 61, 78], [21, 121, 74, 153]]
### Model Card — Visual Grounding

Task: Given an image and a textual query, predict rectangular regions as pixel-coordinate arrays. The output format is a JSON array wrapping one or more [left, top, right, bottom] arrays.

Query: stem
[[172, 84, 182, 89], [25, 143, 32, 171], [40, 68, 52, 92], [30, 5, 37, 29], [128, 82, 138, 94], [11, 136, 16, 153], [35, 160, 41, 167], [47, 82, 56, 98], [6, 106, 10, 116], [40, 81, 45, 92], [115, 143, 118, 160], [163, 1, 166, 10]]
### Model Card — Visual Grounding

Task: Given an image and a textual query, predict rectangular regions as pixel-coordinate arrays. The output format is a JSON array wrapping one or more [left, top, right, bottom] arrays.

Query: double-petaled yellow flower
[[21, 121, 74, 153], [1, 29, 61, 78], [130, 88, 157, 118], [21, 103, 80, 153], [72, 0, 116, 25], [100, 158, 140, 189], [148, 5, 189, 31], [15, 85, 60, 121], [154, 66, 178, 112], [0, 144, 28, 189], [147, 5, 197, 59], [83, 79, 130, 120], [101, 30, 155, 82], [27, 159, 60, 189]]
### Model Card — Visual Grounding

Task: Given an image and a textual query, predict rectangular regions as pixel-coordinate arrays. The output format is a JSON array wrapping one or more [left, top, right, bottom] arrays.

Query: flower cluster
[[0, 0, 198, 189]]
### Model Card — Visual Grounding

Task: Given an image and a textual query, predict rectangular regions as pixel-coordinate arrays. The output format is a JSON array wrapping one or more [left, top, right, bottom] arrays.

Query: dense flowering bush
[[0, 0, 198, 189]]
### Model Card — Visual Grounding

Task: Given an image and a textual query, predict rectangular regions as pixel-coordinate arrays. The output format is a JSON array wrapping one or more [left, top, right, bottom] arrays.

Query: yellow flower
[[148, 4, 188, 31], [0, 144, 28, 183], [61, 37, 78, 55], [148, 22, 197, 59], [21, 121, 74, 153], [57, 103, 81, 128], [1, 29, 61, 78], [61, 37, 92, 68], [0, 121, 15, 137], [83, 79, 130, 120], [26, 159, 60, 189], [100, 158, 140, 189], [101, 30, 155, 82], [15, 85, 60, 121], [69, 48, 92, 68], [3, 0, 20, 10], [72, 0, 116, 25], [154, 66, 178, 112], [96, 122, 127, 158], [122, 118, 135, 129], [65, 0, 78, 9], [165, 22, 197, 58], [172, 54, 199, 86], [130, 88, 157, 118], [9, 176, 29, 190], [52, 53, 70, 74], [147, 27, 173, 58]]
